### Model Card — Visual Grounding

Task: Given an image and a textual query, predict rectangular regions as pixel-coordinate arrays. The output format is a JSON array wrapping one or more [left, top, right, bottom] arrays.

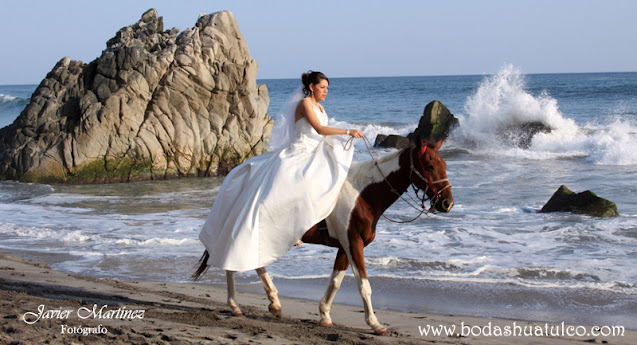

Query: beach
[[1, 72, 636, 343], [1, 249, 634, 345], [1, 1, 636, 343]]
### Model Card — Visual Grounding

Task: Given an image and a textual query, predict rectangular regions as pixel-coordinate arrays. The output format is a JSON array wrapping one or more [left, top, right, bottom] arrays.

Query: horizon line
[[2, 70, 636, 86], [257, 70, 637, 81]]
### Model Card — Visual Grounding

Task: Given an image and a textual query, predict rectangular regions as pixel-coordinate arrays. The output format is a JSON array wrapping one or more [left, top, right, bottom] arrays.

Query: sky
[[1, 0, 636, 84]]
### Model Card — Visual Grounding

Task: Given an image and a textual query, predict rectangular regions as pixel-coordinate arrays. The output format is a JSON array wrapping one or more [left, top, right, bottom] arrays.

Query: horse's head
[[410, 138, 454, 213]]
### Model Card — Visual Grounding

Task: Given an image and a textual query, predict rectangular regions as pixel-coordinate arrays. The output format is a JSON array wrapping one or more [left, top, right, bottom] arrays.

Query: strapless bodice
[[294, 104, 328, 144]]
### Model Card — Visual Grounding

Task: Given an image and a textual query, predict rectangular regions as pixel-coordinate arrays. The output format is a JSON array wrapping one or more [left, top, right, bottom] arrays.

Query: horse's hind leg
[[226, 270, 243, 316], [319, 248, 348, 327], [256, 267, 282, 318]]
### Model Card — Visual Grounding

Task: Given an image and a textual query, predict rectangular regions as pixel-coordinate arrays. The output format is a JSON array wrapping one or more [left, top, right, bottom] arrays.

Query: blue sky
[[1, 0, 636, 84]]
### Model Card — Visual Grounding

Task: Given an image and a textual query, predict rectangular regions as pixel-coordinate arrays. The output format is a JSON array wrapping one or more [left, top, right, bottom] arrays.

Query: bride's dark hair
[[301, 71, 329, 96]]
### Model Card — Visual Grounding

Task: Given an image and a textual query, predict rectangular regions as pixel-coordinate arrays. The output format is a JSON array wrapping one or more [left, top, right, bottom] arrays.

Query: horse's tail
[[191, 250, 210, 281]]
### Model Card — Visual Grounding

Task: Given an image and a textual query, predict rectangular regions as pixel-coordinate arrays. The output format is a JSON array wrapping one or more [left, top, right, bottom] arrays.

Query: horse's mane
[[347, 146, 410, 189]]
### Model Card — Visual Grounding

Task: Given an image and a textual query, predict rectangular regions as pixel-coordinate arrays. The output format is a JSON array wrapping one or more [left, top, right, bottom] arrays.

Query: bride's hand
[[348, 129, 364, 138]]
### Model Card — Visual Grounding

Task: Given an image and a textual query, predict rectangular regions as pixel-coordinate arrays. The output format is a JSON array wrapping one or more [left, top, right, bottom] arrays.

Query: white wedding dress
[[199, 103, 354, 272]]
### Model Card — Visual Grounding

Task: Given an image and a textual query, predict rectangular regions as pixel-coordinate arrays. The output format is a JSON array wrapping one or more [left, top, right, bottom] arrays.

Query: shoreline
[[1, 249, 634, 344], [233, 274, 637, 330], [13, 245, 635, 330]]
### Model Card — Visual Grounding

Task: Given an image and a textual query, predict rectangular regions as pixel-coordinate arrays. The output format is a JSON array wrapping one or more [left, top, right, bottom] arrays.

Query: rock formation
[[496, 121, 551, 149], [374, 134, 411, 149], [411, 100, 459, 143], [541, 185, 618, 217], [375, 100, 458, 149], [0, 9, 271, 183]]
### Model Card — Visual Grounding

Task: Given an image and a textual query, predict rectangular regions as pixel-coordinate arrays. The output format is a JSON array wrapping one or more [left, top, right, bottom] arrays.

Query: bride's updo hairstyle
[[302, 71, 329, 97]]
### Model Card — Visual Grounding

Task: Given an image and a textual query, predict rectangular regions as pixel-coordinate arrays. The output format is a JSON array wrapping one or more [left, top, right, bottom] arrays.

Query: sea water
[[1, 66, 636, 328]]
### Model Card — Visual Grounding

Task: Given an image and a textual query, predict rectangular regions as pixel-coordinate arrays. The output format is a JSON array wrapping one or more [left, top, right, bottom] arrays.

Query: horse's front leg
[[348, 236, 388, 335], [256, 267, 282, 318], [226, 270, 243, 316], [319, 248, 348, 327]]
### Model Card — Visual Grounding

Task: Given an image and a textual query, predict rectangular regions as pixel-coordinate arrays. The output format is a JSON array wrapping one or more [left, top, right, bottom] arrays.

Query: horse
[[193, 138, 453, 335]]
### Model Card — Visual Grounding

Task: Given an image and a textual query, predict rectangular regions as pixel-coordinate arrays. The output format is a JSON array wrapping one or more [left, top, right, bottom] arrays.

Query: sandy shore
[[0, 250, 634, 345]]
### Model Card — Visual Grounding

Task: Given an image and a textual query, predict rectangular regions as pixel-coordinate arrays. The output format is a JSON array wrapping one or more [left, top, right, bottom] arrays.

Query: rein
[[409, 147, 451, 206], [354, 136, 451, 223]]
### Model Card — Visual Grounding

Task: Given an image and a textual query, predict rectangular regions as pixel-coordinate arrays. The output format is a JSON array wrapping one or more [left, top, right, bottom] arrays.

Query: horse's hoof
[[268, 304, 283, 318], [374, 327, 389, 336], [231, 309, 243, 317], [319, 320, 333, 327]]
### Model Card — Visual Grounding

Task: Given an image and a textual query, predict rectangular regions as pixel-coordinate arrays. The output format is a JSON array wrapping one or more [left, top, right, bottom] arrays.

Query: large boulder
[[375, 100, 458, 149], [541, 185, 618, 217], [497, 121, 551, 149], [0, 9, 271, 183], [412, 100, 459, 143]]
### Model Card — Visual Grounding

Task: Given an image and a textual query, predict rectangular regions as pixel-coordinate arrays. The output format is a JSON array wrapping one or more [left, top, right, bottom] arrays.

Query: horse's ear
[[416, 137, 427, 156], [433, 138, 444, 151]]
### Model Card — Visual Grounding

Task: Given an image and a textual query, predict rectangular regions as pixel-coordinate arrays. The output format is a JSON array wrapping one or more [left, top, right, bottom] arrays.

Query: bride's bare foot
[[294, 240, 303, 246]]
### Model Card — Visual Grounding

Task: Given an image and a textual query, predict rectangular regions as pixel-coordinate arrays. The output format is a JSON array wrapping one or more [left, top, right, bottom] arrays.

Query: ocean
[[1, 66, 636, 328]]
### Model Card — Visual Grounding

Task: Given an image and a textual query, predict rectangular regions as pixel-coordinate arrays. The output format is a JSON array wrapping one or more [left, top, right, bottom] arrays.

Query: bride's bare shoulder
[[298, 98, 315, 111], [295, 98, 311, 120]]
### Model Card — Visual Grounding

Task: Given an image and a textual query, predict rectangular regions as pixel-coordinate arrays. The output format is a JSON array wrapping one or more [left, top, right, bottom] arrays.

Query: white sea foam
[[0, 93, 17, 102], [115, 237, 200, 246], [28, 193, 118, 206], [68, 250, 109, 257], [329, 117, 417, 152], [462, 65, 575, 133], [0, 223, 95, 243], [453, 65, 637, 165], [0, 91, 29, 127]]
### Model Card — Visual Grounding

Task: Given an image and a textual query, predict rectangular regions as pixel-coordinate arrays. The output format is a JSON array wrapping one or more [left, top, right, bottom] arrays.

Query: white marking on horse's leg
[[359, 278, 387, 335], [319, 269, 346, 327], [226, 270, 242, 316], [349, 261, 387, 335], [256, 267, 282, 318]]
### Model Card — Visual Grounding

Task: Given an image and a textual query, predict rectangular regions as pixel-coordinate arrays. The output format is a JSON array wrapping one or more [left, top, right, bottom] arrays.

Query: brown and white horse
[[193, 138, 453, 335]]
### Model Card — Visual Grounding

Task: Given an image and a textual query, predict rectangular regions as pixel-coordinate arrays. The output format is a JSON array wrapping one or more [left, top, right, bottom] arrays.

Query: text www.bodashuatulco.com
[[418, 322, 625, 338]]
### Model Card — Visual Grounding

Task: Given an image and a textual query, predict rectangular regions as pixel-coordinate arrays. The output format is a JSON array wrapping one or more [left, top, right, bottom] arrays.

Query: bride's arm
[[299, 99, 363, 138]]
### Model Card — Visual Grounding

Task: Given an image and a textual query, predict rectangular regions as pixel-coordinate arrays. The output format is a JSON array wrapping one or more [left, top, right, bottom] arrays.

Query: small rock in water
[[541, 185, 618, 217], [374, 134, 411, 149]]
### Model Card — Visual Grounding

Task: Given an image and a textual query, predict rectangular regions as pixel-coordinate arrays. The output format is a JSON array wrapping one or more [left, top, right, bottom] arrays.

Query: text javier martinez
[[23, 304, 145, 336]]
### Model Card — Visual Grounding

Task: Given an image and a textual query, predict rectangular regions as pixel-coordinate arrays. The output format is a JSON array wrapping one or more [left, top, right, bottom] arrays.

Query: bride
[[199, 71, 364, 272]]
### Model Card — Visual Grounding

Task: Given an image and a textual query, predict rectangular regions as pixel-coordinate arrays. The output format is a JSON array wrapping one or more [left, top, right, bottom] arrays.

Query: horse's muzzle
[[437, 198, 454, 213]]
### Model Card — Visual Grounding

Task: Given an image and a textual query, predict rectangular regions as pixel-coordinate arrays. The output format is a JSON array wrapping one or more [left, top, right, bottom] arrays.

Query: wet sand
[[1, 249, 634, 344]]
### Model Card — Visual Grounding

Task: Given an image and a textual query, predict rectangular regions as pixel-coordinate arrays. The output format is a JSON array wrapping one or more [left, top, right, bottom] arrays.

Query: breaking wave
[[452, 65, 637, 165]]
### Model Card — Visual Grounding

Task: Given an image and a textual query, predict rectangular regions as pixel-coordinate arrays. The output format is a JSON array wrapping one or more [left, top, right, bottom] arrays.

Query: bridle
[[355, 137, 452, 223], [409, 144, 452, 211]]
